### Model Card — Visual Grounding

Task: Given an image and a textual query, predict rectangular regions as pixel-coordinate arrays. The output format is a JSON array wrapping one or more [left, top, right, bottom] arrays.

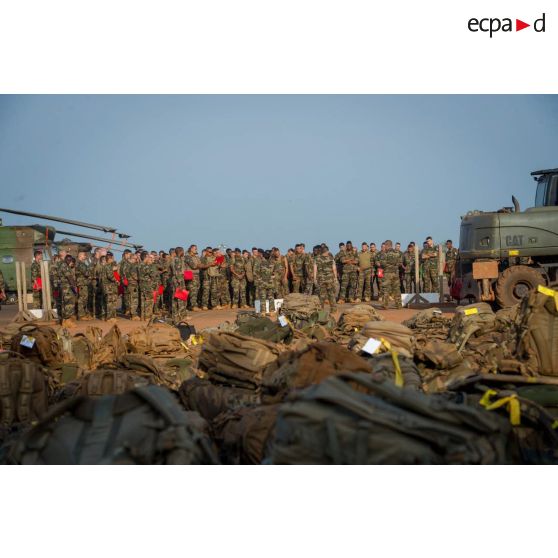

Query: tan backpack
[[516, 287, 558, 376], [127, 322, 186, 356], [10, 324, 65, 368], [199, 331, 282, 390], [336, 304, 383, 335]]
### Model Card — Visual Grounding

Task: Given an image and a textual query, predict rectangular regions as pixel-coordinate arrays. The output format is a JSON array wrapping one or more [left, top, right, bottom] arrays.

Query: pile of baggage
[[0, 288, 557, 465]]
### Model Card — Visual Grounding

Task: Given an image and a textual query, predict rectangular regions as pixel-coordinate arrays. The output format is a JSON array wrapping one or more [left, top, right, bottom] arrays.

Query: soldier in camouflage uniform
[[171, 247, 188, 321], [334, 242, 345, 293], [139, 251, 157, 321], [338, 241, 359, 303], [119, 250, 132, 316], [101, 252, 119, 320], [290, 244, 306, 294], [184, 245, 202, 311], [75, 251, 92, 320], [255, 251, 274, 307], [215, 249, 231, 308], [59, 254, 77, 324], [444, 240, 458, 287], [271, 247, 287, 298], [51, 250, 66, 317], [314, 245, 338, 311], [356, 242, 372, 302], [285, 248, 295, 293], [369, 243, 379, 299], [230, 248, 248, 308], [126, 253, 140, 320], [91, 248, 106, 319], [30, 250, 43, 309], [302, 244, 315, 295], [402, 243, 416, 293], [376, 240, 403, 309], [421, 236, 439, 293]]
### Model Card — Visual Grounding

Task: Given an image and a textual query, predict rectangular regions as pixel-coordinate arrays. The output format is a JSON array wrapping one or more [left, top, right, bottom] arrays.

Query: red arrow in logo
[[516, 19, 530, 31]]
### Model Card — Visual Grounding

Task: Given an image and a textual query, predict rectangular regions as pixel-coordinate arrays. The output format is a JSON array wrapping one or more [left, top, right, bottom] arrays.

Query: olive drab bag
[[271, 372, 511, 464], [515, 287, 558, 376], [0, 357, 49, 426], [236, 315, 291, 343], [336, 304, 383, 335], [178, 377, 261, 421], [9, 385, 219, 465], [349, 321, 415, 358], [212, 404, 280, 465]]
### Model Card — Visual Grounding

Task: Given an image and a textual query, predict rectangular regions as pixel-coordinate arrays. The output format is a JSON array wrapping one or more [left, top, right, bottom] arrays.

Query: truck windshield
[[534, 176, 547, 207], [548, 175, 558, 206]]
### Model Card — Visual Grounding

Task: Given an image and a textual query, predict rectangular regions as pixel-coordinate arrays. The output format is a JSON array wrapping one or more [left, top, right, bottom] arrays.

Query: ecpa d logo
[[468, 13, 546, 37]]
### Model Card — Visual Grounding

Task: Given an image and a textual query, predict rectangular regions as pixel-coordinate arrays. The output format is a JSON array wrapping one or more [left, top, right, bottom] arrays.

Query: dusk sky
[[1, 95, 556, 252]]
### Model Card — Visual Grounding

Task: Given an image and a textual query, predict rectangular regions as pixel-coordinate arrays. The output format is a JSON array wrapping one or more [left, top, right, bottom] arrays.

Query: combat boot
[[201, 306, 209, 311], [338, 299, 345, 304], [354, 298, 361, 303]]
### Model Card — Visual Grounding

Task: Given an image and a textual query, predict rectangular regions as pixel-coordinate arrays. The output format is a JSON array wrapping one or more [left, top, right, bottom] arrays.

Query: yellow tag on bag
[[380, 338, 403, 388], [464, 307, 479, 316], [537, 285, 558, 311], [480, 390, 521, 426], [508, 250, 519, 256]]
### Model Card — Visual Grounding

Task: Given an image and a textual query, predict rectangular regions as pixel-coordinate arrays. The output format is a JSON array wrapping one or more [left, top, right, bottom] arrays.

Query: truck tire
[[495, 265, 544, 307]]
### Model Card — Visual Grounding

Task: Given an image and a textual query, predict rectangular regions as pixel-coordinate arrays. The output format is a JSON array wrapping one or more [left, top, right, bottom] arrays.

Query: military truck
[[457, 167, 558, 307], [0, 208, 141, 304]]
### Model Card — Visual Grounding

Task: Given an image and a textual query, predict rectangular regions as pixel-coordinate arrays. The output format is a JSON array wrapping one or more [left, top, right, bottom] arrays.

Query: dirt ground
[[0, 302, 456, 336]]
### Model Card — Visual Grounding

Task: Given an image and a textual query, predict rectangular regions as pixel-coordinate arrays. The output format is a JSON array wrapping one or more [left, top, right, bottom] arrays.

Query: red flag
[[215, 255, 225, 265], [158, 284, 164, 295], [184, 270, 194, 281], [113, 271, 121, 283], [32, 278, 43, 291], [174, 288, 189, 301], [377, 268, 384, 279], [123, 278, 129, 286]]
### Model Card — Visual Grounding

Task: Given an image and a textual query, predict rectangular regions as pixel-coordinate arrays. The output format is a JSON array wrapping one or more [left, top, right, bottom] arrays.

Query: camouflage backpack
[[336, 304, 383, 335], [127, 321, 187, 356], [0, 356, 49, 426], [515, 287, 558, 376], [448, 302, 497, 350], [271, 372, 511, 464], [9, 385, 219, 465]]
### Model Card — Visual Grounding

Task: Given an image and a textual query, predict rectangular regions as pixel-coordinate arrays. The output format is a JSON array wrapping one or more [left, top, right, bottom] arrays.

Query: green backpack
[[9, 385, 219, 465], [271, 372, 511, 464]]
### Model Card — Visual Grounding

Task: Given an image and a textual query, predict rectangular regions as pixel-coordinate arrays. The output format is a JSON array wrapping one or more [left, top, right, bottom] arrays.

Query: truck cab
[[457, 168, 558, 307]]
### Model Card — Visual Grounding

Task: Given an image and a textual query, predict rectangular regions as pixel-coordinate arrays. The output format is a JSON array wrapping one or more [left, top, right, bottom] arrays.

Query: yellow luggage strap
[[380, 338, 403, 388], [537, 285, 558, 311], [480, 389, 521, 426]]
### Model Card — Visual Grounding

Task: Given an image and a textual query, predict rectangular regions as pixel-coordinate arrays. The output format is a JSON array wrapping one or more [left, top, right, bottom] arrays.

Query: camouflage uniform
[[286, 252, 295, 293], [151, 260, 163, 316], [101, 262, 119, 320], [93, 259, 104, 319], [377, 249, 403, 308], [315, 253, 337, 310], [139, 261, 157, 321], [370, 249, 380, 299], [217, 259, 231, 306], [303, 252, 314, 295], [402, 249, 416, 293], [30, 260, 42, 309], [291, 253, 305, 294], [245, 256, 255, 306], [356, 250, 372, 302], [339, 248, 359, 302], [230, 254, 247, 307], [59, 261, 77, 320], [172, 256, 187, 321], [184, 253, 201, 310], [272, 256, 286, 298], [334, 249, 345, 285], [50, 260, 61, 315], [75, 260, 92, 319], [255, 258, 274, 304], [372, 251, 384, 300], [119, 258, 130, 315], [421, 245, 439, 293], [126, 261, 140, 318], [445, 247, 459, 286]]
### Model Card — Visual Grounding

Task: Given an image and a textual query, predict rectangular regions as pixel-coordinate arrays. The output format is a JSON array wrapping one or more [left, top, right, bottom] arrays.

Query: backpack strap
[[16, 361, 35, 423], [79, 395, 116, 464], [0, 363, 14, 425]]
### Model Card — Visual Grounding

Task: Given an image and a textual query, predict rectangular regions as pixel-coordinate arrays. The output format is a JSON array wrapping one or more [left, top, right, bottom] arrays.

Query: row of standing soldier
[[28, 238, 458, 324]]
